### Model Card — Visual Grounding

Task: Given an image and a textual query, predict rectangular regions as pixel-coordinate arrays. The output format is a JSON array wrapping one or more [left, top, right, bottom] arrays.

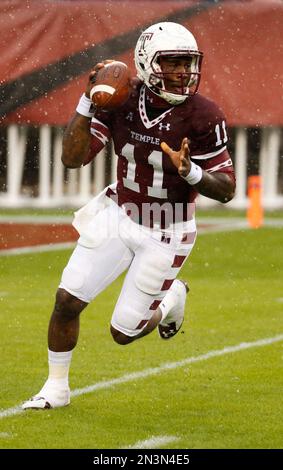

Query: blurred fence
[[0, 124, 282, 209]]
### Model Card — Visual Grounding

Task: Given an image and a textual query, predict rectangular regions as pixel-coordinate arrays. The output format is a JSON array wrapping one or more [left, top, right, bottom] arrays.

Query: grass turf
[[0, 208, 283, 219], [0, 227, 282, 449]]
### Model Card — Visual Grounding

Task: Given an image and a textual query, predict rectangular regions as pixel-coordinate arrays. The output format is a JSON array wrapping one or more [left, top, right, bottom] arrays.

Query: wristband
[[182, 161, 203, 185], [76, 94, 95, 118]]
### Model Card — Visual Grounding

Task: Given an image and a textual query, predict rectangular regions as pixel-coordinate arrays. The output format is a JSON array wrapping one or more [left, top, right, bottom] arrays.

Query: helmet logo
[[139, 32, 153, 50]]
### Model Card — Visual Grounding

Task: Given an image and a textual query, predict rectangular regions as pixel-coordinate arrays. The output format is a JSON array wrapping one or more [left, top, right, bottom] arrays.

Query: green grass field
[[0, 226, 282, 449]]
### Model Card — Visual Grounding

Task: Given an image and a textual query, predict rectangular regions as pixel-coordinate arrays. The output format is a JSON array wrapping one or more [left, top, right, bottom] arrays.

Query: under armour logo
[[146, 95, 154, 104], [126, 112, 134, 121], [162, 329, 175, 338], [159, 123, 171, 131]]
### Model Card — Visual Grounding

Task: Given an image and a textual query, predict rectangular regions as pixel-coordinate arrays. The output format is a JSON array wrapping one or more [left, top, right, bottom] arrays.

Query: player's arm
[[161, 138, 235, 203], [61, 114, 92, 168], [61, 61, 113, 169]]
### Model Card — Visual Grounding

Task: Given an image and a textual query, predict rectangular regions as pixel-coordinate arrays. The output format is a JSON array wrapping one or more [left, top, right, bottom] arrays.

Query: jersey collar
[[138, 85, 173, 129]]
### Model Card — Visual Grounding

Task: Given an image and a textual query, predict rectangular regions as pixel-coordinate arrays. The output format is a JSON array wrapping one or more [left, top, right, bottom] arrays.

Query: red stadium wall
[[0, 0, 282, 127]]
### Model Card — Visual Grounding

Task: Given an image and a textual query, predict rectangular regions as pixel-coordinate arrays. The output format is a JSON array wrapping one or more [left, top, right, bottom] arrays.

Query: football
[[90, 61, 131, 109]]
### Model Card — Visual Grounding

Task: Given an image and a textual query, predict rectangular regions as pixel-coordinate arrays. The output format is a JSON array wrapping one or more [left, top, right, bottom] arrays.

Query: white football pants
[[59, 198, 196, 337]]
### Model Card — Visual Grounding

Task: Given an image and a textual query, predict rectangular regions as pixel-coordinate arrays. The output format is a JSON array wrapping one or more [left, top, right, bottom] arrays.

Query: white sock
[[159, 289, 178, 322], [47, 349, 73, 386]]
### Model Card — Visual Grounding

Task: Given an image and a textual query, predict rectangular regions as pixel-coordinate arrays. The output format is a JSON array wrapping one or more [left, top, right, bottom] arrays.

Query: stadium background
[[0, 0, 283, 452], [0, 0, 282, 211]]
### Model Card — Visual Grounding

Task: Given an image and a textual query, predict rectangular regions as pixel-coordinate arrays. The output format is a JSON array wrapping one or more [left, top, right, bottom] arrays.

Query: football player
[[23, 22, 235, 409]]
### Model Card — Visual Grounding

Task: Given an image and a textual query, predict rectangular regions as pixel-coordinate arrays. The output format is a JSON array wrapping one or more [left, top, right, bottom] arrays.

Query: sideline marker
[[247, 175, 264, 228]]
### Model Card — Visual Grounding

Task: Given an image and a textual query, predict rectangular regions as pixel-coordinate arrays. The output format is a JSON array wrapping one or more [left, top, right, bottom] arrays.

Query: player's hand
[[161, 137, 191, 177], [85, 59, 116, 98]]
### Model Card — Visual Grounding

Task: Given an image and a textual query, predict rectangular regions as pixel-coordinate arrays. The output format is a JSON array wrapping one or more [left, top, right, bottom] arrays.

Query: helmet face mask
[[135, 22, 203, 105], [150, 50, 203, 100]]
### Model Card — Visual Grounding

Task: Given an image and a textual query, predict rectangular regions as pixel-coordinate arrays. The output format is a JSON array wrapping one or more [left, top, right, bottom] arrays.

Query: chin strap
[[159, 89, 188, 105]]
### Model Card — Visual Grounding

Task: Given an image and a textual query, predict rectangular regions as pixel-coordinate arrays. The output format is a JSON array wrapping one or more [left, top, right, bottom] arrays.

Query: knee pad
[[59, 263, 91, 303], [61, 265, 86, 292], [111, 302, 151, 337], [134, 249, 172, 295]]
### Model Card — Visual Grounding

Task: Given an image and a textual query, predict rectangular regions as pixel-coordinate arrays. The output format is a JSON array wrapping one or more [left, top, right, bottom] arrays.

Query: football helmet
[[134, 22, 203, 105]]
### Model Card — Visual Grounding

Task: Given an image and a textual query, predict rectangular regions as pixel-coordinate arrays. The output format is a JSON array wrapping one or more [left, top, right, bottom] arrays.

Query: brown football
[[90, 61, 131, 109]]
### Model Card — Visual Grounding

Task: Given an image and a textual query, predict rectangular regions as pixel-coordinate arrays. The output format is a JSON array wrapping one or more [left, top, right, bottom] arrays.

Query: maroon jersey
[[85, 81, 234, 226]]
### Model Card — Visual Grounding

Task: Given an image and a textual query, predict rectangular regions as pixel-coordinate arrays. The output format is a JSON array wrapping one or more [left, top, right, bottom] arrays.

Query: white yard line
[[0, 242, 76, 256], [0, 215, 73, 223], [0, 333, 282, 420], [197, 221, 248, 234], [125, 435, 180, 449]]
